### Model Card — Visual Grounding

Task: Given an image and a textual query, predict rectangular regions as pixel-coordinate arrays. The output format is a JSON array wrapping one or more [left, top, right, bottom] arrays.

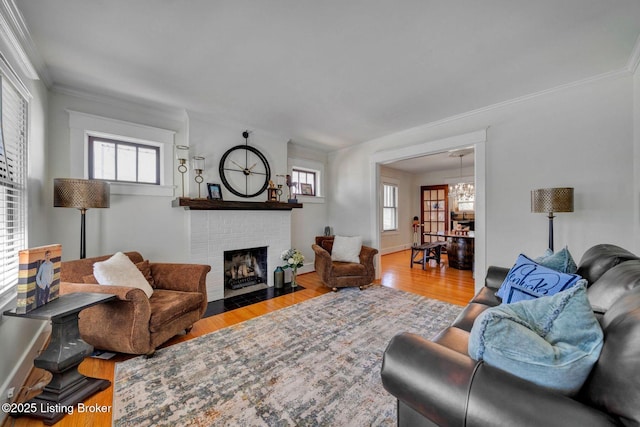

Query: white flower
[[281, 248, 304, 270]]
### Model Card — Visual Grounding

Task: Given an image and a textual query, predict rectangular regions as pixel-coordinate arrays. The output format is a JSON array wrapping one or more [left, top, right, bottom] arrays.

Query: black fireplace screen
[[223, 246, 268, 289]]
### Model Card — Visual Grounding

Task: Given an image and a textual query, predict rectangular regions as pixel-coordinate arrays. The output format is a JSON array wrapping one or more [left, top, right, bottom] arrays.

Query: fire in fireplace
[[223, 246, 268, 289]]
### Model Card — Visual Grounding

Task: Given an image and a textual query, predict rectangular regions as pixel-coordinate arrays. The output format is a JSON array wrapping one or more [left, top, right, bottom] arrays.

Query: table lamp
[[54, 178, 110, 259], [531, 187, 574, 251]]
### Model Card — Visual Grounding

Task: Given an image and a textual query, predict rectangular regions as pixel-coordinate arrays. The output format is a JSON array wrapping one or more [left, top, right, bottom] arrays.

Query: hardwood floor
[[3, 250, 474, 427]]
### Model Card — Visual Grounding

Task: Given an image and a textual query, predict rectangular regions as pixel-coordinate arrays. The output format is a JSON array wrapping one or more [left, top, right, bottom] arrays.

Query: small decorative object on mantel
[[175, 145, 190, 198], [267, 180, 278, 202], [219, 130, 271, 198], [281, 248, 304, 288], [192, 156, 206, 198], [286, 174, 298, 203], [276, 174, 286, 202], [207, 183, 223, 200], [300, 183, 313, 196], [16, 244, 62, 314]]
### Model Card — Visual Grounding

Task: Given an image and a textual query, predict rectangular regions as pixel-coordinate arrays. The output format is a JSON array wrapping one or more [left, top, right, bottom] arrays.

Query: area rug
[[113, 285, 462, 426]]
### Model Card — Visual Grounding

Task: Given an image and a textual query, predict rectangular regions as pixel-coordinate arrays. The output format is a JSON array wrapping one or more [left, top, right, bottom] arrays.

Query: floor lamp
[[54, 178, 110, 259], [531, 187, 574, 251]]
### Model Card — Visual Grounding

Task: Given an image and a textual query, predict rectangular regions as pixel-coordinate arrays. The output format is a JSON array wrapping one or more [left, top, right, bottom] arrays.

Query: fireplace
[[187, 210, 292, 301], [224, 246, 268, 290]]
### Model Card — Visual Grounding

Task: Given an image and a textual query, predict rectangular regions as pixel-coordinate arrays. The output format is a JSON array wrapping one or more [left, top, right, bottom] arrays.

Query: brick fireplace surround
[[186, 210, 292, 301]]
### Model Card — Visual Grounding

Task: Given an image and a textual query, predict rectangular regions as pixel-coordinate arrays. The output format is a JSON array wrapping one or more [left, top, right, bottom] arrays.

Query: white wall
[[287, 143, 329, 272], [47, 95, 293, 265], [379, 166, 414, 254], [47, 90, 190, 261], [328, 73, 637, 291], [187, 111, 290, 202]]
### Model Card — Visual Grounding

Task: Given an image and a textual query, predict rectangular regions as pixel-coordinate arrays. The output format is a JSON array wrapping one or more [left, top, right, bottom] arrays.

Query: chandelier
[[449, 153, 475, 202], [450, 181, 475, 202]]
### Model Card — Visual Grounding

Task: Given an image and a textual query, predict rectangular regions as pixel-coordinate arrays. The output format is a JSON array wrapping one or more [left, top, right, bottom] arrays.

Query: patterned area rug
[[113, 285, 462, 426]]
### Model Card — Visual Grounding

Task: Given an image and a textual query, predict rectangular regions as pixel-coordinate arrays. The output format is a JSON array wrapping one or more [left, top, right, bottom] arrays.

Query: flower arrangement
[[281, 248, 304, 287], [281, 248, 304, 271]]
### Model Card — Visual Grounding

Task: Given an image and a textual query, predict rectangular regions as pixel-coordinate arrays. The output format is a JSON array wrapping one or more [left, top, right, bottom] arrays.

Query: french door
[[421, 185, 449, 244]]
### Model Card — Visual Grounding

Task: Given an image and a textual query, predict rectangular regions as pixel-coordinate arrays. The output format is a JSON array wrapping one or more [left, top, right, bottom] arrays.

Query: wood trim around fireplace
[[172, 198, 303, 211]]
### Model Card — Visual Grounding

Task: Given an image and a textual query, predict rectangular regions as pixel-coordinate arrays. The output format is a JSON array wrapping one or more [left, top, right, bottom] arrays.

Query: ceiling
[[13, 1, 640, 151], [384, 148, 475, 174]]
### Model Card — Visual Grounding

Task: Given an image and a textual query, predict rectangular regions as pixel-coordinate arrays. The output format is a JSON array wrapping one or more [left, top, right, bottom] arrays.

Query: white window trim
[[288, 157, 325, 204], [68, 110, 175, 197], [382, 178, 399, 234], [0, 55, 30, 310]]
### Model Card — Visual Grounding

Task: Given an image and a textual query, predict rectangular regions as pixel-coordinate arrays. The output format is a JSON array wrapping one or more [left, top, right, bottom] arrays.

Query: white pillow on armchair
[[93, 252, 154, 297], [331, 235, 362, 263]]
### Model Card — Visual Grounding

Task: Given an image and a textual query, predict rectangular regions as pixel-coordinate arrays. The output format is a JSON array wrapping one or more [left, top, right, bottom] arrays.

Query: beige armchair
[[312, 236, 378, 291], [60, 252, 210, 356]]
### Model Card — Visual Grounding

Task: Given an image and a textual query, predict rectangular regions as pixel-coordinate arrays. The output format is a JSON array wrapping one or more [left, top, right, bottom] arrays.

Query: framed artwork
[[16, 244, 62, 314], [300, 183, 313, 196], [207, 183, 223, 200]]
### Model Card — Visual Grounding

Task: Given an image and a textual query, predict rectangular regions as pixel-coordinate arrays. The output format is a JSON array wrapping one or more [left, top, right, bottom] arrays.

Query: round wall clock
[[219, 131, 271, 198]]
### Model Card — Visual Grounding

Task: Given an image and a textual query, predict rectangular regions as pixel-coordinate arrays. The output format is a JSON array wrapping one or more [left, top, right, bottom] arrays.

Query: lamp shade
[[531, 187, 574, 213], [54, 178, 110, 209]]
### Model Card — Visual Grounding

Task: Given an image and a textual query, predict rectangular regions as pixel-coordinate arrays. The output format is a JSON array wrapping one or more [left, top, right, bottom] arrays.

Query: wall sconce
[[192, 156, 205, 198], [176, 145, 189, 198]]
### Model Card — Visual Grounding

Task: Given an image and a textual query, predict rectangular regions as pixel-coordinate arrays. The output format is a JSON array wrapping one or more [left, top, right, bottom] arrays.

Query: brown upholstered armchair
[[312, 236, 378, 291], [60, 252, 210, 356]]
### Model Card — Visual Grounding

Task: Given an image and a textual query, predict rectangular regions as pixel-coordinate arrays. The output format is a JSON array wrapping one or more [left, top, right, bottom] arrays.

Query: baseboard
[[0, 319, 49, 425], [297, 263, 314, 275], [380, 244, 413, 255]]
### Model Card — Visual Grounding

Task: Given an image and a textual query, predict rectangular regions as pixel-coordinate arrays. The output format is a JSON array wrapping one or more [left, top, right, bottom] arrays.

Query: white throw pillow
[[93, 252, 154, 298], [331, 235, 362, 263]]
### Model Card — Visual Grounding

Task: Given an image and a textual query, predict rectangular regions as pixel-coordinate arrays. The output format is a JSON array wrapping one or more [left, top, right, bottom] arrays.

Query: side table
[[3, 292, 116, 425]]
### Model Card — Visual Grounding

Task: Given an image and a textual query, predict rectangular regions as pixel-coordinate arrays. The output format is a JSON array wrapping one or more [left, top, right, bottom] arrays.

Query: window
[[0, 73, 28, 299], [88, 136, 160, 184], [383, 183, 398, 231], [288, 157, 324, 203], [292, 168, 317, 196], [68, 110, 175, 197]]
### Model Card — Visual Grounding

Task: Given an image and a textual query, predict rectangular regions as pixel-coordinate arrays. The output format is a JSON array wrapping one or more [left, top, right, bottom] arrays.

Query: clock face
[[219, 145, 271, 198]]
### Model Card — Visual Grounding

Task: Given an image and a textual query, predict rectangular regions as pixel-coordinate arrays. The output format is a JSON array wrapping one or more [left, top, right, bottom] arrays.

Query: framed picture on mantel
[[207, 183, 223, 200]]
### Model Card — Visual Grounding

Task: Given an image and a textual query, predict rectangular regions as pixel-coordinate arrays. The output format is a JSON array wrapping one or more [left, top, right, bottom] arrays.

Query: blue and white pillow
[[496, 254, 583, 304]]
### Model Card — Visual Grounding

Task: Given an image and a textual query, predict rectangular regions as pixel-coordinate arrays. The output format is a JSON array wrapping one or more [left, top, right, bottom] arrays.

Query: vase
[[291, 268, 297, 288], [274, 266, 284, 289]]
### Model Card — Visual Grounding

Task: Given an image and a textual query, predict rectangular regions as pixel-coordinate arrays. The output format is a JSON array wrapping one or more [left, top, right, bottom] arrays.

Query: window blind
[[0, 73, 28, 299]]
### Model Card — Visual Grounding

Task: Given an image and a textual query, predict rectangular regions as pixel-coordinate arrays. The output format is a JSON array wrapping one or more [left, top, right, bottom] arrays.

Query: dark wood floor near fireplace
[[204, 285, 305, 317]]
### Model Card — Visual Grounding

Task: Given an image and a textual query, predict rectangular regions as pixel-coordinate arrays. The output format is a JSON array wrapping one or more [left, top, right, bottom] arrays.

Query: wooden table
[[4, 292, 116, 425], [424, 233, 475, 270], [410, 242, 447, 269]]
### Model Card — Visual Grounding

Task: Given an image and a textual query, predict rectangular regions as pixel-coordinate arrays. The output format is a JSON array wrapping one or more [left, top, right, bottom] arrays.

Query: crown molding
[[53, 84, 187, 123], [0, 0, 50, 85]]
